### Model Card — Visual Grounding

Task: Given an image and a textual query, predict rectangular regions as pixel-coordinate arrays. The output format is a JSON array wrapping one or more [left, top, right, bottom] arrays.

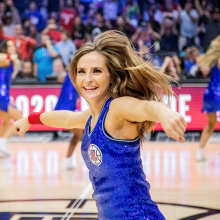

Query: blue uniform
[[0, 61, 14, 112], [55, 74, 79, 111], [81, 97, 165, 220], [202, 64, 220, 113]]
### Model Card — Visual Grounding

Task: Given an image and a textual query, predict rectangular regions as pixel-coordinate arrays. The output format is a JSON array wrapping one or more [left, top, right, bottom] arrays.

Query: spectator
[[51, 58, 66, 77], [116, 16, 136, 39], [56, 30, 76, 67], [184, 46, 199, 74], [103, 0, 118, 27], [24, 1, 45, 32], [16, 60, 35, 79], [91, 13, 109, 41], [86, 16, 95, 34], [147, 6, 161, 33], [60, 0, 76, 34], [0, 1, 6, 21], [22, 17, 31, 36], [3, 11, 15, 36], [0, 23, 36, 60], [33, 34, 59, 82], [161, 0, 178, 20], [177, 0, 199, 51], [5, 0, 21, 24], [123, 0, 140, 27], [105, 19, 113, 29], [40, 0, 48, 21], [80, 0, 92, 14], [72, 16, 86, 48], [159, 56, 180, 80], [143, 3, 163, 24], [160, 17, 178, 53], [77, 3, 86, 22], [131, 22, 161, 57], [29, 24, 41, 47], [42, 18, 61, 43], [195, 0, 220, 52]]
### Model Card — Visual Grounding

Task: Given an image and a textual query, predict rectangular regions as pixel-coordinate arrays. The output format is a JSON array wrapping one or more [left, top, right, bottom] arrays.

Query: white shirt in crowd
[[55, 39, 77, 67], [180, 9, 199, 38]]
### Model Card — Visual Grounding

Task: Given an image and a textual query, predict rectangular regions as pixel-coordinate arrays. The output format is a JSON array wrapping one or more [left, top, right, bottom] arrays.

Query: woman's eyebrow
[[93, 67, 103, 69]]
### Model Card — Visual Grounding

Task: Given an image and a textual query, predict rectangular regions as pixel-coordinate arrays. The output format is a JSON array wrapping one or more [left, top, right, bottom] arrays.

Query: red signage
[[10, 86, 220, 131]]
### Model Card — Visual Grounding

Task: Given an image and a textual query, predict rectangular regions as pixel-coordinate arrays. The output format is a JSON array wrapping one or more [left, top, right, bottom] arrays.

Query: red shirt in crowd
[[48, 29, 62, 43], [161, 3, 178, 12], [60, 8, 76, 34], [0, 31, 36, 60]]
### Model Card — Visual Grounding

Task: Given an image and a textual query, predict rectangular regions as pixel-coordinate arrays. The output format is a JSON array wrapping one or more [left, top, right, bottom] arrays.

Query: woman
[[196, 36, 220, 161], [55, 65, 83, 170], [13, 31, 186, 219], [160, 56, 181, 80], [0, 40, 22, 158]]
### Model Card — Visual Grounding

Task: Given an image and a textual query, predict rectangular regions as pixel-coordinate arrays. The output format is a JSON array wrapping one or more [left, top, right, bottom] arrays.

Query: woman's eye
[[94, 69, 101, 73], [78, 70, 85, 74]]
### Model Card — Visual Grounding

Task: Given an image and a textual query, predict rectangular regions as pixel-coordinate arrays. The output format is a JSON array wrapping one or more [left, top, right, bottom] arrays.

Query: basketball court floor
[[0, 141, 220, 220]]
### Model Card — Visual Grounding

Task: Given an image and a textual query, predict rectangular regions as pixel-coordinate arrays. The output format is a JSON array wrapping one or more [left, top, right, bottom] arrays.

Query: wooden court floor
[[0, 142, 220, 220]]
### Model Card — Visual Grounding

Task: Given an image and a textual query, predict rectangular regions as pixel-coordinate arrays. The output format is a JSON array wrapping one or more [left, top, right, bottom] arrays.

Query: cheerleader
[[0, 40, 22, 158], [13, 31, 186, 219], [196, 36, 220, 161], [55, 61, 83, 170]]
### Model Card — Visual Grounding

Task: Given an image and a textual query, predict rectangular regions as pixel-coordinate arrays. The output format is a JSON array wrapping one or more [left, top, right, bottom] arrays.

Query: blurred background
[[0, 0, 220, 139]]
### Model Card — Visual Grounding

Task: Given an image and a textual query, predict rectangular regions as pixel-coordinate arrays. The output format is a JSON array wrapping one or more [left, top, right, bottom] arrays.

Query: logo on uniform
[[88, 144, 102, 166]]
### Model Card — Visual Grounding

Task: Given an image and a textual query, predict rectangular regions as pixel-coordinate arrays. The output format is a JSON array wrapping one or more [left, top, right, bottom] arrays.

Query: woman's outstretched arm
[[111, 97, 187, 142], [13, 109, 91, 137]]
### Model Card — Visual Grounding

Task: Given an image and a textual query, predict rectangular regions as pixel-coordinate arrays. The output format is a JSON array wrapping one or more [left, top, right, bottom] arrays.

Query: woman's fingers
[[174, 125, 184, 138], [167, 129, 185, 142], [20, 128, 25, 138], [179, 136, 185, 143]]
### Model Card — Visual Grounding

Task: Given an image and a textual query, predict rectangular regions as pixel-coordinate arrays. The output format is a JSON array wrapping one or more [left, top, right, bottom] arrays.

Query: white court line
[[61, 183, 92, 220]]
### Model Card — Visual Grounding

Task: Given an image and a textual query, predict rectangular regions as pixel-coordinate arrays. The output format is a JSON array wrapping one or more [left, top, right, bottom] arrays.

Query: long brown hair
[[70, 30, 173, 140], [197, 35, 220, 68]]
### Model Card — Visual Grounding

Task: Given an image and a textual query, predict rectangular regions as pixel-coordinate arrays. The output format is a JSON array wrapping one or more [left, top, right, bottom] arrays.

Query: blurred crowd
[[0, 0, 220, 82]]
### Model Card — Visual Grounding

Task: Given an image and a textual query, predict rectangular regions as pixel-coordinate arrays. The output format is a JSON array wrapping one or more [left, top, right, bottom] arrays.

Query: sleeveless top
[[202, 64, 220, 112], [0, 61, 14, 112], [206, 64, 220, 96], [55, 74, 79, 111], [81, 97, 165, 220]]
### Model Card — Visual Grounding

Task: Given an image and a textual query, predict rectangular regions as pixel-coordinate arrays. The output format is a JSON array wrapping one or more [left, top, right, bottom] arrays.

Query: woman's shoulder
[[110, 96, 140, 109]]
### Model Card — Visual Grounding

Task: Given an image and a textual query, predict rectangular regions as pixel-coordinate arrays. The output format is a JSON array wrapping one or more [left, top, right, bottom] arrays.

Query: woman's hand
[[13, 117, 31, 138], [159, 109, 187, 142]]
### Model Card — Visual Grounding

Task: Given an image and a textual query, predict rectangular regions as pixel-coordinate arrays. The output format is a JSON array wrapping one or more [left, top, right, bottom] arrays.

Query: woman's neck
[[88, 94, 111, 119]]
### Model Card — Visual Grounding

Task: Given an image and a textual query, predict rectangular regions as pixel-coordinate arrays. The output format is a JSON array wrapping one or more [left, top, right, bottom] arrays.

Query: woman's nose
[[84, 72, 93, 82]]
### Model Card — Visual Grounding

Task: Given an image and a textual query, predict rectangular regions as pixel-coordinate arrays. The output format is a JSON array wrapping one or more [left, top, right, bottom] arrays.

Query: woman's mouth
[[83, 86, 98, 91]]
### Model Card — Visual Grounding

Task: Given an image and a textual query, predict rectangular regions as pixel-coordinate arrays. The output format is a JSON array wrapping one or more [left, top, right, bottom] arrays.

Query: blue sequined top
[[202, 64, 220, 112], [81, 97, 165, 220], [55, 74, 79, 111], [0, 61, 14, 112]]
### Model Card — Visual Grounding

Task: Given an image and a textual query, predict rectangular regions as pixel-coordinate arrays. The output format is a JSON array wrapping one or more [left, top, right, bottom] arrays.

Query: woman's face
[[76, 51, 111, 102], [7, 40, 16, 55]]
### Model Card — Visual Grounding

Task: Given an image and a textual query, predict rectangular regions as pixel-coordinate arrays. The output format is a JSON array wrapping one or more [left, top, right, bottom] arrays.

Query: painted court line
[[61, 183, 92, 220]]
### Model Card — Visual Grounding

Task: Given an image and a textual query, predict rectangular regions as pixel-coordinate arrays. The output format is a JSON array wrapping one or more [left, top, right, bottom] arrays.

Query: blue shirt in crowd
[[184, 60, 196, 74], [24, 9, 45, 31], [55, 40, 76, 67], [34, 47, 59, 82]]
